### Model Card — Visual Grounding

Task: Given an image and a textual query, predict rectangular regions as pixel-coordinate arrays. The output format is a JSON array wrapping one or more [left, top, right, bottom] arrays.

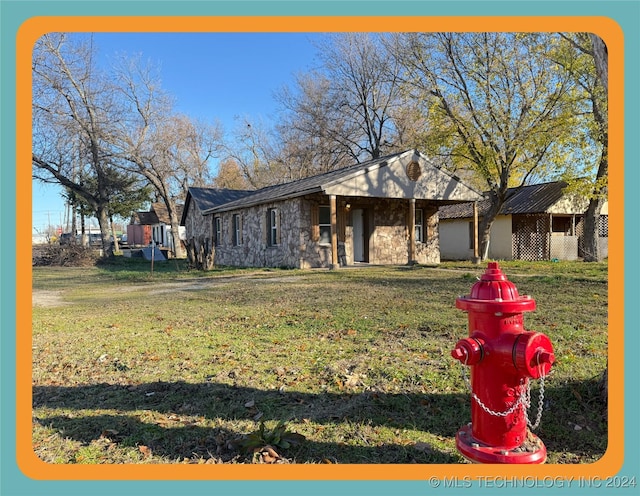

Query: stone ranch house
[[181, 150, 482, 269]]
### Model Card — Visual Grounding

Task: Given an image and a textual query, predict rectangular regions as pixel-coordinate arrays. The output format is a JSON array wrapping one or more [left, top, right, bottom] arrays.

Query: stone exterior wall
[[369, 199, 439, 265], [186, 194, 440, 269], [297, 196, 335, 269], [416, 204, 440, 265], [342, 199, 439, 266], [209, 196, 337, 269]]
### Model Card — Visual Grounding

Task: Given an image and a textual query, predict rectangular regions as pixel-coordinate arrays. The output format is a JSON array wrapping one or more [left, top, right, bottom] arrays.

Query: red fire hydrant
[[451, 262, 554, 464]]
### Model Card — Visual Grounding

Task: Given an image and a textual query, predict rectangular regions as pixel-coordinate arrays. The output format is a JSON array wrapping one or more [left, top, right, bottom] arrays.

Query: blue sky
[[32, 32, 323, 234]]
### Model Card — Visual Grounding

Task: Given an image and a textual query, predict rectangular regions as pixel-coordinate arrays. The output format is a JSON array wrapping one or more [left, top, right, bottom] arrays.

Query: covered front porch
[[313, 151, 483, 268], [316, 194, 442, 268]]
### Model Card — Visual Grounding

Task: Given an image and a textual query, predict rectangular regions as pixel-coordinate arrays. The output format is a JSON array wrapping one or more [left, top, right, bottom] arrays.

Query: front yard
[[31, 260, 608, 464]]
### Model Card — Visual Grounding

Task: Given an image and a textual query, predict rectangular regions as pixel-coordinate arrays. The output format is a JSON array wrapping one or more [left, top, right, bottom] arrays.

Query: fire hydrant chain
[[525, 368, 546, 430], [459, 361, 546, 429]]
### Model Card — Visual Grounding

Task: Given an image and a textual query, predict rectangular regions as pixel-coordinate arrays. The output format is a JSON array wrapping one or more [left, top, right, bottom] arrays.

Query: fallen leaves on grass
[[253, 445, 282, 464], [138, 445, 152, 458]]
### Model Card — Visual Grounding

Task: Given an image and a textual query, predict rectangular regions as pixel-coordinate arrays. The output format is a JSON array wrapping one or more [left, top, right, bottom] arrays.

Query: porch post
[[472, 201, 480, 263], [330, 195, 339, 269], [408, 198, 416, 265], [548, 213, 553, 260]]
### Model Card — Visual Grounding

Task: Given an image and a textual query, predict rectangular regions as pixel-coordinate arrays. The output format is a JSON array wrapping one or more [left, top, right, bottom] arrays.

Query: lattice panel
[[512, 215, 550, 261], [598, 215, 609, 237]]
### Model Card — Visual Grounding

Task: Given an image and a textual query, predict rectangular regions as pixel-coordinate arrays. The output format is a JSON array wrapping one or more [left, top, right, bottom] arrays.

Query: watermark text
[[428, 475, 637, 489]]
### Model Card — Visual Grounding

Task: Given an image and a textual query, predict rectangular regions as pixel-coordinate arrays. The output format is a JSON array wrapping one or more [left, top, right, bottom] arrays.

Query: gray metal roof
[[438, 181, 569, 219], [202, 155, 392, 214]]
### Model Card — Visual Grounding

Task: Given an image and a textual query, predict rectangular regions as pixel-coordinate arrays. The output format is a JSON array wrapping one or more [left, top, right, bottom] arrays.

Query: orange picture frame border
[[17, 15, 624, 481]]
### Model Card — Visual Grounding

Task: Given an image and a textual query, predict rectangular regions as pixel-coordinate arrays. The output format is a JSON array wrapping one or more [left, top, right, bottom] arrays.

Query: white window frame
[[268, 208, 279, 246], [214, 216, 222, 246], [318, 205, 331, 245], [233, 214, 242, 246], [415, 208, 424, 243]]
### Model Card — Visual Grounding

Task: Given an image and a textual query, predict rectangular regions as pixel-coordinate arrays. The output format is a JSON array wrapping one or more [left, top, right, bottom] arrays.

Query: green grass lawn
[[31, 259, 608, 464]]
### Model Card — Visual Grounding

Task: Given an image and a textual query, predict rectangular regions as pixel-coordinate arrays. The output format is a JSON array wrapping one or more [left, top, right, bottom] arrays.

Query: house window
[[552, 216, 572, 235], [214, 216, 222, 246], [268, 208, 279, 246], [318, 205, 331, 245], [415, 209, 424, 243], [233, 214, 242, 246]]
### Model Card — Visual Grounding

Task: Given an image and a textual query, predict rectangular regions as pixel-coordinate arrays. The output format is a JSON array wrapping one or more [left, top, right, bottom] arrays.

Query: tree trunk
[[96, 206, 114, 257], [589, 34, 608, 92], [110, 215, 120, 253], [583, 145, 608, 262], [80, 211, 88, 247], [185, 238, 197, 268], [70, 207, 78, 244], [169, 217, 185, 258], [588, 34, 609, 397], [582, 197, 605, 262], [478, 193, 503, 261]]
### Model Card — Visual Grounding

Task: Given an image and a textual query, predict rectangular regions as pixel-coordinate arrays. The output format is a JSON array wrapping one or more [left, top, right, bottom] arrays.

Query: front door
[[352, 209, 366, 262]]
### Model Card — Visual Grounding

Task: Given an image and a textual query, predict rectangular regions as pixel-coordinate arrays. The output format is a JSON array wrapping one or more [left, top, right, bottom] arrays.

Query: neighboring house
[[127, 211, 155, 246], [438, 181, 609, 261], [149, 202, 186, 253], [128, 202, 186, 253], [181, 149, 483, 269]]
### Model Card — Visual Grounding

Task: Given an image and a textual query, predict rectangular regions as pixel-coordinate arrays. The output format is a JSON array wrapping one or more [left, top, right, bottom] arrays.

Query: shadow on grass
[[33, 381, 466, 463], [538, 376, 608, 463], [32, 376, 607, 464]]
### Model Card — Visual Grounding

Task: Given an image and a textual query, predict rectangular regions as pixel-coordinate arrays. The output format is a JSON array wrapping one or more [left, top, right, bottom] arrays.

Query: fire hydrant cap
[[472, 262, 519, 301], [457, 262, 536, 313]]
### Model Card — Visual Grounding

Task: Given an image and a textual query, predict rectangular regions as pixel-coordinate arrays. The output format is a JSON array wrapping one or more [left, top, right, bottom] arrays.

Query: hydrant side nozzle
[[512, 332, 554, 379], [451, 337, 484, 365]]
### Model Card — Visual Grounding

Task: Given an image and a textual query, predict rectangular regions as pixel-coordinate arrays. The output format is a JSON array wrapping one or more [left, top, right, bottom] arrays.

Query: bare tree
[[111, 56, 223, 258], [166, 114, 222, 197], [221, 33, 414, 185], [273, 73, 354, 177], [396, 32, 581, 259], [585, 34, 609, 262], [316, 33, 407, 160], [274, 71, 358, 174], [222, 117, 283, 189], [32, 33, 128, 257], [272, 33, 408, 175]]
